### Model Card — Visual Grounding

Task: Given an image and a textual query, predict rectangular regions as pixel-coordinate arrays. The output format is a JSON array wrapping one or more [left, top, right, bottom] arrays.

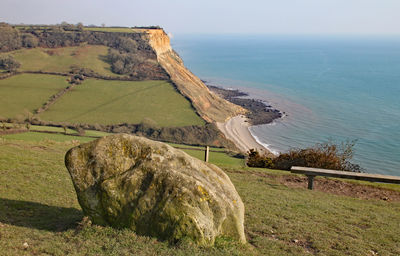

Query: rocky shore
[[207, 85, 282, 125]]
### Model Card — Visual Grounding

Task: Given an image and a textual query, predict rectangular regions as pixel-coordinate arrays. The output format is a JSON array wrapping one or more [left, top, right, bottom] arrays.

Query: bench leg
[[307, 175, 315, 190]]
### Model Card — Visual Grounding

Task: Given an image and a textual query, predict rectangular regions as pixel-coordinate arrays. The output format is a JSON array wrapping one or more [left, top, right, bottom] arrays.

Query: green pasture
[[84, 27, 135, 33], [0, 131, 238, 167], [1, 132, 93, 143], [9, 45, 116, 76], [0, 74, 69, 119], [0, 136, 399, 255], [39, 79, 204, 127]]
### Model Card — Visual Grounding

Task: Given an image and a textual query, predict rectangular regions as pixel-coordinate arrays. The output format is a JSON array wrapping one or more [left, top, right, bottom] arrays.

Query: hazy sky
[[1, 0, 400, 35]]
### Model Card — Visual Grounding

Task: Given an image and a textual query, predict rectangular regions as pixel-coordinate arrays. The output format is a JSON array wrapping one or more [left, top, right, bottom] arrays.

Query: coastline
[[208, 83, 282, 156], [216, 115, 274, 156], [207, 84, 283, 126]]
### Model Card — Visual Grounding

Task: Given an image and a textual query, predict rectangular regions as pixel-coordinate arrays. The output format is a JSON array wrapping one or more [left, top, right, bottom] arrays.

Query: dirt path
[[230, 169, 400, 202]]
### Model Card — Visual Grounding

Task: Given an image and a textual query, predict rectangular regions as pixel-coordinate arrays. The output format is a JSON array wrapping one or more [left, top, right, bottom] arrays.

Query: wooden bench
[[290, 166, 400, 190]]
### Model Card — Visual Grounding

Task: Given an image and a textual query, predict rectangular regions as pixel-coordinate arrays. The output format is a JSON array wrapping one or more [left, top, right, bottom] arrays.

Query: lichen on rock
[[65, 134, 245, 245]]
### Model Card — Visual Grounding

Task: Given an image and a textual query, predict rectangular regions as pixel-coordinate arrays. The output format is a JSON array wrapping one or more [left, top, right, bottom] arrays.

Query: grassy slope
[[9, 45, 117, 76], [0, 133, 399, 255], [0, 74, 69, 119], [39, 79, 205, 127]]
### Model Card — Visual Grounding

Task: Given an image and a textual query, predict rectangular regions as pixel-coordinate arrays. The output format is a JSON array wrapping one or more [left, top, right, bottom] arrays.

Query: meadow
[[38, 79, 204, 127], [83, 27, 135, 33], [0, 132, 399, 255], [0, 74, 69, 119], [9, 45, 117, 76], [0, 73, 204, 128]]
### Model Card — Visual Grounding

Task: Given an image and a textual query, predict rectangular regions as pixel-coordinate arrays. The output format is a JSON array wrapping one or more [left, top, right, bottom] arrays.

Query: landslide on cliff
[[145, 29, 245, 123]]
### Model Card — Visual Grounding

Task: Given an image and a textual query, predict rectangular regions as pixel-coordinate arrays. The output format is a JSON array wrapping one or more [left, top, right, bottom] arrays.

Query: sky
[[1, 0, 400, 35]]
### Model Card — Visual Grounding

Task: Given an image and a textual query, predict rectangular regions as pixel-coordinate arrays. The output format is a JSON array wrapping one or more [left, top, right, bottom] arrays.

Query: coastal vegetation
[[247, 141, 363, 172], [0, 133, 399, 255]]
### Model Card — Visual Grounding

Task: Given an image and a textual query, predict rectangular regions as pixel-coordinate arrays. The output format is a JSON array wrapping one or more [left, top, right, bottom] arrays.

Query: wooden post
[[307, 175, 315, 190], [204, 146, 209, 162]]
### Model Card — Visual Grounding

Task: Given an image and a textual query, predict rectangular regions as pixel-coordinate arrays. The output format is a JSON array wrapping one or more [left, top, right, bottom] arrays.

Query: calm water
[[172, 34, 400, 175]]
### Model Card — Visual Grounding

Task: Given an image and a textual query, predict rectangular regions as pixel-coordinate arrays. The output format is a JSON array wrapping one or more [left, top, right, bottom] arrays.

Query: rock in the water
[[65, 134, 245, 245]]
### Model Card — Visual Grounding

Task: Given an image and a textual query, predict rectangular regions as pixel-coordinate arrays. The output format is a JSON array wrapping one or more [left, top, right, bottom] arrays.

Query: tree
[[111, 59, 125, 74], [0, 55, 21, 72], [22, 33, 39, 48], [118, 37, 138, 53], [0, 23, 22, 52], [76, 22, 84, 31]]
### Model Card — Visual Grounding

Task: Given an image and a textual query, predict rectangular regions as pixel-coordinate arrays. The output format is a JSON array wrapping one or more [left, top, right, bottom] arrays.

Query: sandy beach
[[217, 115, 273, 156]]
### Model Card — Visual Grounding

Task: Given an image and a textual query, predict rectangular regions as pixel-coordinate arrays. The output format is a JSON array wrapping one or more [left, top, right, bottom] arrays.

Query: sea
[[171, 34, 400, 176]]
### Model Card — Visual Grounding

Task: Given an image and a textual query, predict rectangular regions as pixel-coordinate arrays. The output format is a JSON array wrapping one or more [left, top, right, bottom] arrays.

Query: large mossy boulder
[[65, 134, 245, 245]]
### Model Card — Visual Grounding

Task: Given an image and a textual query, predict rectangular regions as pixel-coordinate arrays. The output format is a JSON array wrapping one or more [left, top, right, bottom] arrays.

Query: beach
[[217, 115, 274, 157]]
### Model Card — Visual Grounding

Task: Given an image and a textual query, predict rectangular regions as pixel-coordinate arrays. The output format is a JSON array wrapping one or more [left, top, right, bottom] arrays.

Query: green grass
[[29, 125, 76, 134], [39, 79, 205, 127], [9, 45, 117, 76], [0, 137, 399, 255], [166, 143, 226, 152], [181, 149, 245, 168], [0, 74, 69, 119], [29, 125, 110, 137], [1, 132, 94, 143], [84, 27, 135, 33]]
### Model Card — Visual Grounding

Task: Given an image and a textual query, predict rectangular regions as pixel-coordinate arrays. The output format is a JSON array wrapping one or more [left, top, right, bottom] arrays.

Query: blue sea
[[172, 34, 400, 175]]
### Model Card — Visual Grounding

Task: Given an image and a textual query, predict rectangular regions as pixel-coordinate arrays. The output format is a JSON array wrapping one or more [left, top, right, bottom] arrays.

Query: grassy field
[[1, 132, 238, 166], [9, 45, 117, 76], [39, 79, 205, 127], [0, 74, 69, 119], [0, 133, 399, 255], [84, 27, 135, 33]]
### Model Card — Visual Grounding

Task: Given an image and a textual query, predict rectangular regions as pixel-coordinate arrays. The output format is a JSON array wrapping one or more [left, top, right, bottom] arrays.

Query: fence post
[[307, 175, 315, 190], [204, 146, 209, 162]]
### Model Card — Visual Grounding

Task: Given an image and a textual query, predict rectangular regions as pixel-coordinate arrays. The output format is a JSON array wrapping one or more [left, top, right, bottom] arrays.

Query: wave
[[249, 128, 280, 156]]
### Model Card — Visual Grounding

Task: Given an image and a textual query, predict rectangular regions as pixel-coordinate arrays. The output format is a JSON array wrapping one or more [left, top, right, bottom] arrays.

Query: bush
[[22, 33, 39, 48], [107, 49, 145, 75], [0, 23, 21, 52], [0, 55, 21, 72], [246, 149, 274, 168], [117, 37, 138, 53], [247, 140, 362, 172], [75, 125, 86, 136]]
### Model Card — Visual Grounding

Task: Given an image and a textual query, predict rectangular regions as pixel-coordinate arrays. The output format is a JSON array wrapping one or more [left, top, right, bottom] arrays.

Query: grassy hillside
[[9, 45, 116, 76], [0, 133, 399, 255], [0, 74, 69, 119], [38, 79, 204, 127]]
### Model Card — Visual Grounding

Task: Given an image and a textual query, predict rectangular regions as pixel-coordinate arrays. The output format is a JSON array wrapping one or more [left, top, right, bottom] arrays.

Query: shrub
[[247, 140, 362, 172], [246, 149, 274, 168], [21, 33, 39, 48], [0, 23, 21, 52], [0, 55, 21, 72], [107, 49, 145, 75], [75, 125, 86, 136]]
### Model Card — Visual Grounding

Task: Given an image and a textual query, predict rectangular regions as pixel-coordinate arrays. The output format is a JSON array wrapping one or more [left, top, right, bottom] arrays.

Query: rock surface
[[65, 134, 245, 245]]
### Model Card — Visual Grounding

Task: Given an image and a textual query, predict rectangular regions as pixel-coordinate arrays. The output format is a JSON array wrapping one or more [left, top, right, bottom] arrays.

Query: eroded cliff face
[[143, 29, 246, 123]]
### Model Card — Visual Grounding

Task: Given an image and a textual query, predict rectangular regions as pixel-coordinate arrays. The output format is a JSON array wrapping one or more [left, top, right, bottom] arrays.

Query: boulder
[[65, 134, 245, 245]]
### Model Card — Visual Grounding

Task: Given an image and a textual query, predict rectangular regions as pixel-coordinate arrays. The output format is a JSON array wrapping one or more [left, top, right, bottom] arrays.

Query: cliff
[[143, 29, 246, 123]]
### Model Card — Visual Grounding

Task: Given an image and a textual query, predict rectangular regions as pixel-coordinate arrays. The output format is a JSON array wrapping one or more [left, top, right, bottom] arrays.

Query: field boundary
[[35, 83, 79, 114]]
